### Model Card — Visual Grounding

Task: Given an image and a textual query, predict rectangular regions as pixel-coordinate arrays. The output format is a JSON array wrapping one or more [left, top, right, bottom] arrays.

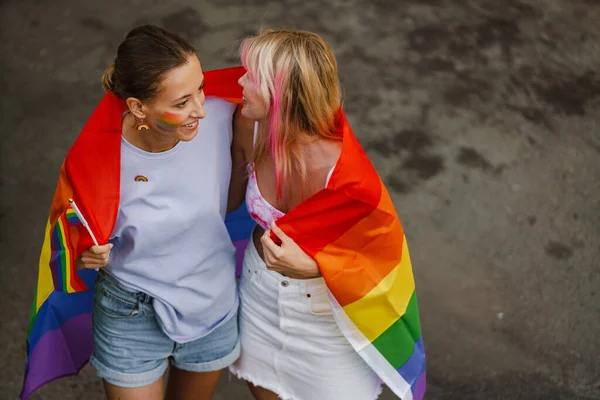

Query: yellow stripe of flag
[[342, 238, 415, 342], [36, 220, 55, 313]]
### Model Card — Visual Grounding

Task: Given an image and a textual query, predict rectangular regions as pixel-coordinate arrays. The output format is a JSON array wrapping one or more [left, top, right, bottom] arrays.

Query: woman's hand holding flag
[[76, 244, 113, 270], [261, 222, 321, 279]]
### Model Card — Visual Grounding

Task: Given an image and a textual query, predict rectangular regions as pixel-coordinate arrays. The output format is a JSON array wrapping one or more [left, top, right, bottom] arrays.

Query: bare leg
[[247, 381, 280, 400], [165, 367, 222, 400], [102, 377, 164, 400]]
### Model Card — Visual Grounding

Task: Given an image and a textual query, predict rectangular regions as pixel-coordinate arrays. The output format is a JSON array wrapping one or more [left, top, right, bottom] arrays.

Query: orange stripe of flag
[[315, 180, 405, 306]]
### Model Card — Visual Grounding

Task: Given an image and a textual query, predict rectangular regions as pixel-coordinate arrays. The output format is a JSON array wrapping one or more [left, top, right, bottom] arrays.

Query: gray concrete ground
[[1, 0, 599, 399]]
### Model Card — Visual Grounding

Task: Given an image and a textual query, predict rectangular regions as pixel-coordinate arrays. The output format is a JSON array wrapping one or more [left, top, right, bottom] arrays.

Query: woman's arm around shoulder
[[227, 105, 255, 213]]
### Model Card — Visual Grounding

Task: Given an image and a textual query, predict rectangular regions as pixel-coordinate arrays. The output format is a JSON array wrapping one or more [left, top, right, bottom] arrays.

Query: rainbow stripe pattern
[[49, 211, 85, 293], [159, 112, 182, 126], [49, 205, 87, 293], [21, 67, 247, 399], [273, 110, 426, 399]]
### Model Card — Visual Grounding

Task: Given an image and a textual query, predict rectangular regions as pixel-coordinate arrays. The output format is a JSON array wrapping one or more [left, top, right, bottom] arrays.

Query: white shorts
[[229, 237, 382, 400]]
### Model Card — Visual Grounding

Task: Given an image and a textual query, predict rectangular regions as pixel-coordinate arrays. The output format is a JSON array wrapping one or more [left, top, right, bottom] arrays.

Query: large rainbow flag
[[270, 110, 426, 399], [22, 66, 425, 399]]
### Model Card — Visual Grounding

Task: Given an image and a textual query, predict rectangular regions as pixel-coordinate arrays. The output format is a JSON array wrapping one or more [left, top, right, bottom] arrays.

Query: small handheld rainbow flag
[[68, 198, 99, 246], [65, 206, 82, 226]]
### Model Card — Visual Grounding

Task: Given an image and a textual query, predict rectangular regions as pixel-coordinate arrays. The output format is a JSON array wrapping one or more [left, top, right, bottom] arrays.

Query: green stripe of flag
[[56, 218, 69, 293], [372, 290, 422, 369], [26, 291, 38, 337]]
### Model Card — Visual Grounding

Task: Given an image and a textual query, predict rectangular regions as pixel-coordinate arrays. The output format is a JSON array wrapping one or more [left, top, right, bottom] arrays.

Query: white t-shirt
[[105, 97, 238, 343]]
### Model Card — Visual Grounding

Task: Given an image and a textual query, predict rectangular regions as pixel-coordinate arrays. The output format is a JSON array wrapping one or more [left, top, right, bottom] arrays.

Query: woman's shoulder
[[306, 137, 342, 171]]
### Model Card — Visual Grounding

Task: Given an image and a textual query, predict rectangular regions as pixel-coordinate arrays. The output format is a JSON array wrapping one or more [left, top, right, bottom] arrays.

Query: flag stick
[[68, 198, 99, 246]]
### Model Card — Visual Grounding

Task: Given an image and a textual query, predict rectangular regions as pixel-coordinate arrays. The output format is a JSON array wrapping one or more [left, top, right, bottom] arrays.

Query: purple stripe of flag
[[21, 313, 93, 399], [232, 238, 249, 278], [412, 371, 426, 400]]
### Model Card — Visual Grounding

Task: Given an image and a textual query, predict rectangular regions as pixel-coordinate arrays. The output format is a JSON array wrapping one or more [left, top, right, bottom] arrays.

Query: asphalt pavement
[[1, 0, 599, 399]]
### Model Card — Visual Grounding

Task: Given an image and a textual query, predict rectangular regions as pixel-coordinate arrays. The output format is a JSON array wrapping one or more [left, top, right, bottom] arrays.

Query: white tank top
[[246, 122, 334, 230]]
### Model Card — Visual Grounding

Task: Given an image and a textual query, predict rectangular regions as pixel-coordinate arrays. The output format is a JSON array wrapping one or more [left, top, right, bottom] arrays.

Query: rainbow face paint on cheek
[[156, 112, 184, 131]]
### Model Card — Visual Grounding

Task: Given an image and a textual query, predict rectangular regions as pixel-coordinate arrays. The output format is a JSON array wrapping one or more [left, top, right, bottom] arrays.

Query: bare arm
[[227, 105, 254, 213]]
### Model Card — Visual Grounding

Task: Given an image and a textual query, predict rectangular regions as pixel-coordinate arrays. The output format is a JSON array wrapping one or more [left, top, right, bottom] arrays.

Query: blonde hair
[[240, 29, 341, 200]]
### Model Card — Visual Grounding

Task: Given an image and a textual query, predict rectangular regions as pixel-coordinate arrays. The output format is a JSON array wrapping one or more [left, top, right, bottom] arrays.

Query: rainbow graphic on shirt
[[134, 175, 148, 182]]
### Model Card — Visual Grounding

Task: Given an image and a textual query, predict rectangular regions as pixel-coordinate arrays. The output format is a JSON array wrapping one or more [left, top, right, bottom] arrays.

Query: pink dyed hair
[[240, 29, 341, 202]]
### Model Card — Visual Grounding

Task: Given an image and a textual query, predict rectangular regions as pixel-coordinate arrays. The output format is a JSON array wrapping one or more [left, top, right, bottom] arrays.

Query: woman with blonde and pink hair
[[227, 29, 425, 400]]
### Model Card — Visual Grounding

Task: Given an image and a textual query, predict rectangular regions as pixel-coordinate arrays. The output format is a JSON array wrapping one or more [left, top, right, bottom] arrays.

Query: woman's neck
[[122, 113, 179, 153]]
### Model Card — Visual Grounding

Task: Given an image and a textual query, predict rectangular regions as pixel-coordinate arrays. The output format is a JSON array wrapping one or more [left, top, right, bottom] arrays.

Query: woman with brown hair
[[38, 25, 244, 400]]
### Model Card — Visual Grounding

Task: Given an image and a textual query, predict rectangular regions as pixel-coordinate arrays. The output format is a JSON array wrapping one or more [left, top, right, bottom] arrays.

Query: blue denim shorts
[[90, 272, 240, 388]]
